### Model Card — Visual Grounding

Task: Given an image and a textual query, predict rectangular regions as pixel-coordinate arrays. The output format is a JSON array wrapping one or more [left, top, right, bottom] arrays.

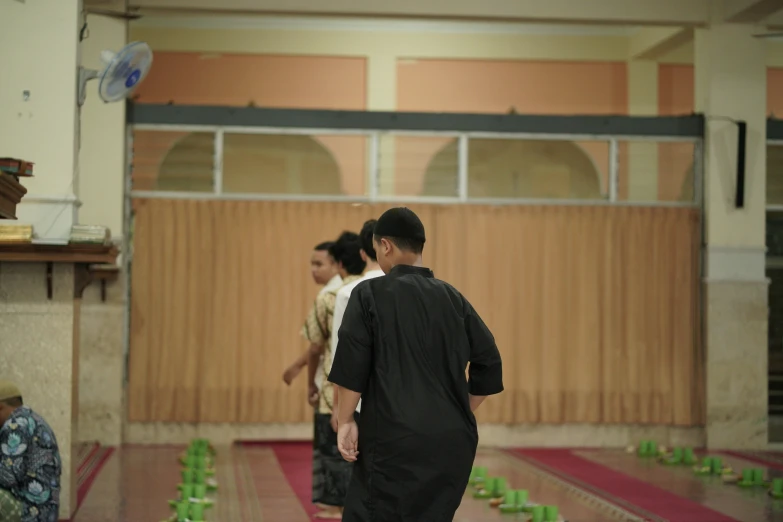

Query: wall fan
[[78, 41, 154, 106]]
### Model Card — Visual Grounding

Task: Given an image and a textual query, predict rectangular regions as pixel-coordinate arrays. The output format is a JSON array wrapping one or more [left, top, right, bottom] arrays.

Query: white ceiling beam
[[723, 0, 783, 23], [628, 27, 694, 60], [129, 0, 712, 27], [84, 0, 127, 11]]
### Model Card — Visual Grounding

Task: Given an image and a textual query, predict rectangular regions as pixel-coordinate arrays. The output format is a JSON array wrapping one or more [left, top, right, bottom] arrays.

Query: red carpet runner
[[266, 442, 320, 517], [721, 450, 783, 471], [511, 449, 737, 522], [75, 442, 115, 507]]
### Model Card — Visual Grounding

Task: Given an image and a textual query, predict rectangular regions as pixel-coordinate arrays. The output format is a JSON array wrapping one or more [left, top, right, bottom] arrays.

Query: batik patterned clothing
[[0, 407, 61, 522], [303, 275, 362, 508], [301, 275, 342, 414], [303, 276, 342, 506], [0, 489, 22, 522], [301, 275, 362, 414], [311, 412, 358, 507]]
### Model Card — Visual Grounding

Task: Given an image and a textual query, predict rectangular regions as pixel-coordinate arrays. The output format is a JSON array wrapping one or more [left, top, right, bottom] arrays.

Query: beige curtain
[[128, 200, 703, 426]]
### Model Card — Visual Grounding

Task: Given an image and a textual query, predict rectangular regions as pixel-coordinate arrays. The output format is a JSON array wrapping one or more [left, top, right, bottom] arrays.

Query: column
[[626, 61, 659, 201], [77, 14, 128, 447], [367, 53, 397, 196], [0, 0, 82, 517], [696, 23, 768, 449], [78, 15, 126, 241]]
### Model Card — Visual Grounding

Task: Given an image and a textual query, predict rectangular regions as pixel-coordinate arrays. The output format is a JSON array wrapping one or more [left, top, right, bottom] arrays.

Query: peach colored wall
[[397, 59, 628, 114], [396, 59, 627, 196], [656, 66, 783, 201], [137, 52, 367, 109], [133, 53, 783, 200], [658, 65, 783, 116], [658, 65, 695, 117], [134, 52, 367, 195], [658, 65, 696, 202], [769, 68, 783, 118]]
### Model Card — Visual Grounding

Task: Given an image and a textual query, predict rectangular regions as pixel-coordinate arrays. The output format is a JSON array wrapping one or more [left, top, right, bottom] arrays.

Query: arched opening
[[157, 133, 343, 194], [157, 132, 215, 192], [423, 139, 603, 199]]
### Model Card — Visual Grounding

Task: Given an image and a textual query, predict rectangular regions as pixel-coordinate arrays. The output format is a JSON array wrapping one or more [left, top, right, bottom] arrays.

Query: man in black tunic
[[328, 207, 504, 522]]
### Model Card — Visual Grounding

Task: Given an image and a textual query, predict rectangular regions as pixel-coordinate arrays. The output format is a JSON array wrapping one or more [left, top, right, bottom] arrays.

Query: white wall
[[78, 15, 128, 241], [0, 0, 82, 241]]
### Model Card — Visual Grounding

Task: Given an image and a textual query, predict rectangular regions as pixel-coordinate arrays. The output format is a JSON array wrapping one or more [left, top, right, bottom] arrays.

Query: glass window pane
[[617, 141, 696, 203], [767, 211, 783, 352], [466, 138, 609, 200], [768, 266, 783, 352], [377, 134, 458, 198], [768, 144, 783, 205], [132, 130, 214, 193], [222, 133, 366, 196]]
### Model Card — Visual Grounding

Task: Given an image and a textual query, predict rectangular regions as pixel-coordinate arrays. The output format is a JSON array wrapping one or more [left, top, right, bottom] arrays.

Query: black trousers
[[312, 411, 360, 507]]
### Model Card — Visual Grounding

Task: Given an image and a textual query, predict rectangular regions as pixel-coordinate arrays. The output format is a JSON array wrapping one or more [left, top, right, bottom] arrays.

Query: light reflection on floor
[[72, 445, 783, 522]]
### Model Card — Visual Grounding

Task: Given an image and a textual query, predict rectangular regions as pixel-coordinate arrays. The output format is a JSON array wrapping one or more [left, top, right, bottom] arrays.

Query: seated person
[[0, 381, 61, 522]]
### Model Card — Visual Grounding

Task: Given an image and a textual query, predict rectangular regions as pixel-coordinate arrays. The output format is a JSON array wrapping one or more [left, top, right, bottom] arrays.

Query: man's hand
[[308, 384, 319, 407], [337, 421, 359, 462], [283, 364, 302, 385]]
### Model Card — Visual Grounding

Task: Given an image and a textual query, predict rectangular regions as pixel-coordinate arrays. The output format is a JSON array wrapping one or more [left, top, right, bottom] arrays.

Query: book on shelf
[[0, 158, 34, 177], [69, 225, 111, 245], [0, 224, 33, 243]]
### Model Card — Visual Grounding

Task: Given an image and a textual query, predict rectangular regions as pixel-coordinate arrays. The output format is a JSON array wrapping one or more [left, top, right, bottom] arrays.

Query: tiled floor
[[72, 444, 783, 522], [575, 449, 783, 521], [72, 446, 182, 521]]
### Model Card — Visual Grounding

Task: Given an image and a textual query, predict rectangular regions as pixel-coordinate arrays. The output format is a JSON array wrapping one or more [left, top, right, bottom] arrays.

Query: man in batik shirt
[[302, 232, 365, 519], [282, 241, 342, 388], [0, 381, 61, 522]]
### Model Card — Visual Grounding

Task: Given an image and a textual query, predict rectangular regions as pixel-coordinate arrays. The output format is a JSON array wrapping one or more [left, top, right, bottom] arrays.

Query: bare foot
[[313, 508, 343, 519]]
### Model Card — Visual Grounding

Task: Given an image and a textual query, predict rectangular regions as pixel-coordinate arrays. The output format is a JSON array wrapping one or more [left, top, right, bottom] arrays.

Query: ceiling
[[85, 0, 783, 28]]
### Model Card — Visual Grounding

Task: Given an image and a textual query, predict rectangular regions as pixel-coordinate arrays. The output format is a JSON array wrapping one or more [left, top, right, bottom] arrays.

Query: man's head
[[0, 381, 23, 426], [310, 241, 338, 285], [329, 231, 366, 277], [373, 207, 426, 274], [359, 219, 378, 265]]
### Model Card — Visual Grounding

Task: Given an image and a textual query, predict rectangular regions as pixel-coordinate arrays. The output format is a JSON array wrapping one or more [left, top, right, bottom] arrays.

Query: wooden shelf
[[0, 243, 118, 264], [89, 264, 121, 302], [0, 243, 120, 299]]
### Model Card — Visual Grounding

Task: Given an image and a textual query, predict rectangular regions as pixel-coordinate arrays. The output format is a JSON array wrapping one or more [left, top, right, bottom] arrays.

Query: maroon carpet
[[76, 443, 115, 506], [511, 449, 738, 522], [263, 442, 320, 516], [721, 450, 783, 471]]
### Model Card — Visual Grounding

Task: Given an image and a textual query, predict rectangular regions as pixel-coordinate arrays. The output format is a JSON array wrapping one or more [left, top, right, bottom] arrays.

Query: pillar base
[[78, 274, 126, 447], [705, 279, 768, 449]]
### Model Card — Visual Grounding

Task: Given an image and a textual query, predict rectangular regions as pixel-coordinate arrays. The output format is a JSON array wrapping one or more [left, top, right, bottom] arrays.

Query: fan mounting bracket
[[78, 67, 100, 107]]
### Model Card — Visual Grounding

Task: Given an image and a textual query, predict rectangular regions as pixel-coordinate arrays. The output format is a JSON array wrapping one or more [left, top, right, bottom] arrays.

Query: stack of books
[[0, 158, 34, 180], [69, 225, 111, 245], [0, 224, 33, 243]]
